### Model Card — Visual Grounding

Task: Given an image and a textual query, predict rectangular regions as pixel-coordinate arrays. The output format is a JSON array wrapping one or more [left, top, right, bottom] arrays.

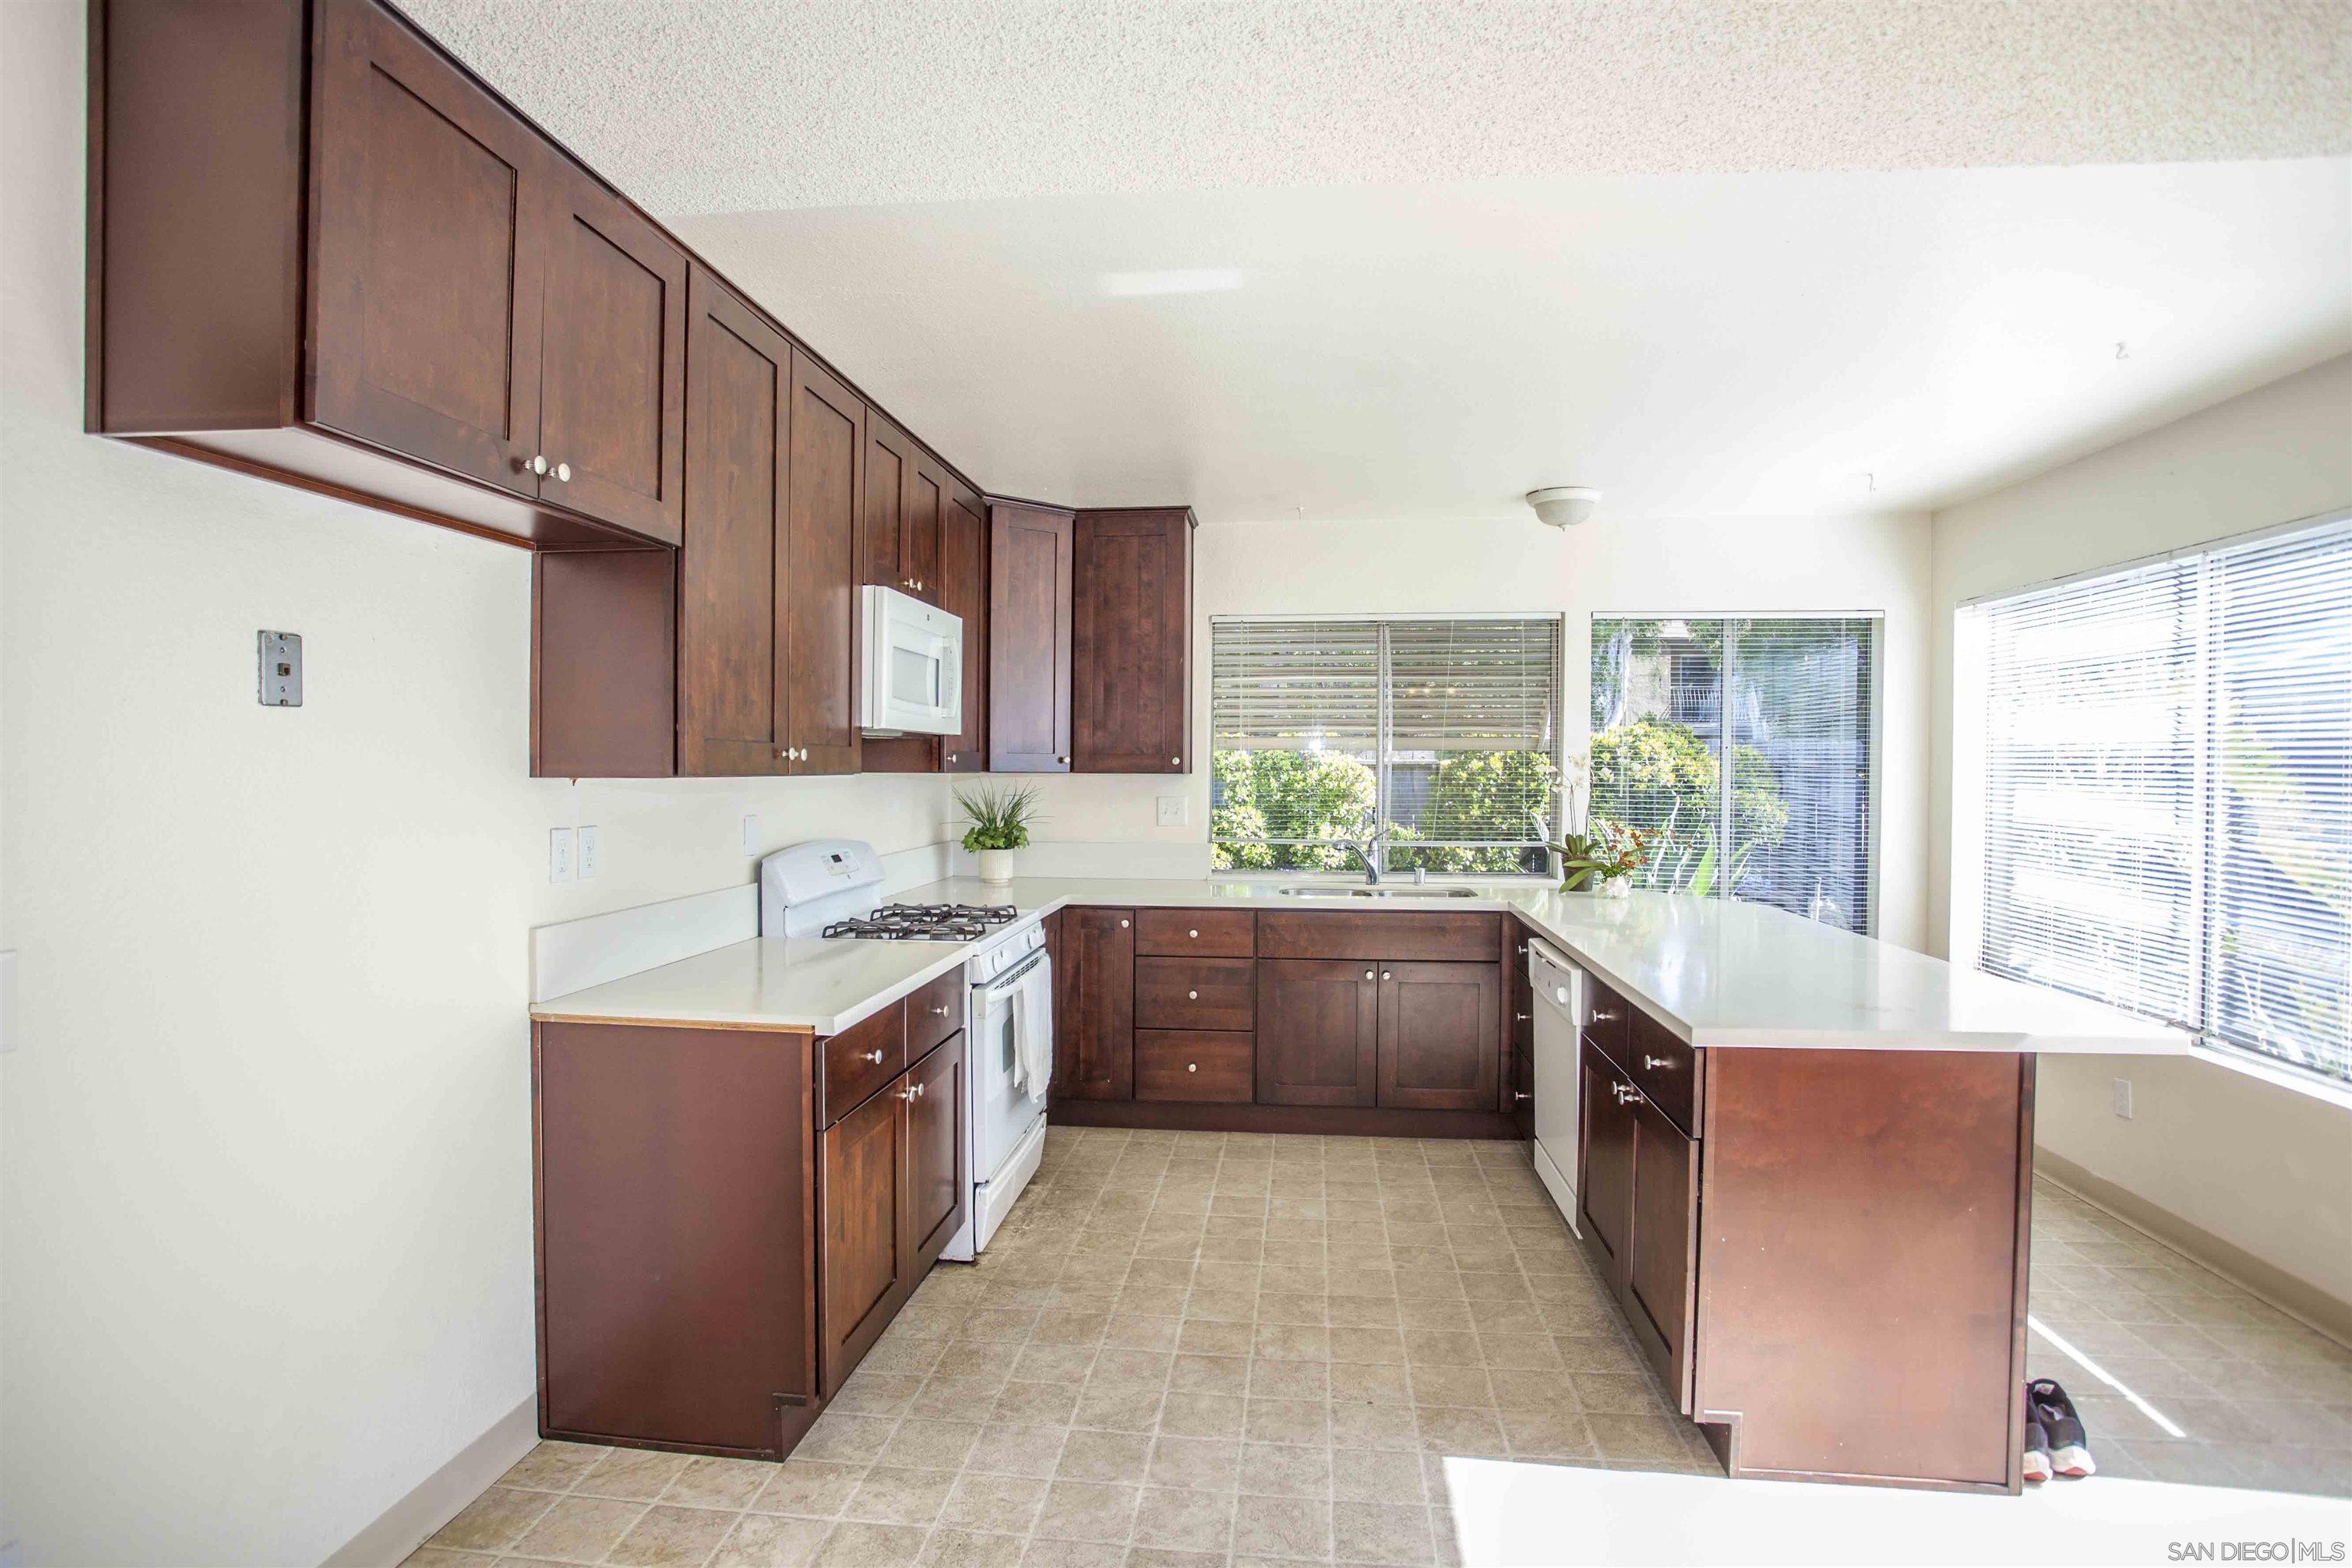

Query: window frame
[[1953, 506, 2352, 1092], [1207, 610, 1566, 879], [1588, 610, 1886, 934]]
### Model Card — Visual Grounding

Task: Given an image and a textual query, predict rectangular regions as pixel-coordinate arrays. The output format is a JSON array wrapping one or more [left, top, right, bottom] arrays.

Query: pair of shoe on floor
[[2024, 1379, 2096, 1482]]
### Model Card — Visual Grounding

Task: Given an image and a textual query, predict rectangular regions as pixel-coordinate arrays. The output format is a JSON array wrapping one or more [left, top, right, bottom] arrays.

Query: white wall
[[1018, 511, 1936, 949], [0, 8, 952, 1562], [1929, 352, 2352, 1312]]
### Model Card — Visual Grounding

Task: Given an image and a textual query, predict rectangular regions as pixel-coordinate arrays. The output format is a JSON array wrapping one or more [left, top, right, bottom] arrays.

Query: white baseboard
[[322, 1395, 538, 1567]]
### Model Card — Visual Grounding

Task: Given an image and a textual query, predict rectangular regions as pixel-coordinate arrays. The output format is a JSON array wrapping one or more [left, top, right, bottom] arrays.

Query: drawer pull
[[1120, 918, 1130, 928], [863, 1049, 886, 1063], [1187, 990, 1198, 1000], [1189, 929, 1199, 939], [1643, 1054, 1673, 1070], [1593, 1007, 1622, 1023], [1187, 1063, 1198, 1073]]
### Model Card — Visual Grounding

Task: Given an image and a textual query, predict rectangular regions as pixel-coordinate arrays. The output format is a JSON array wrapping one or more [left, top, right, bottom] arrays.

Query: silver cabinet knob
[[1643, 1054, 1672, 1070], [1119, 919, 1129, 928], [929, 1004, 951, 1017], [1381, 970, 1392, 980], [945, 753, 957, 763], [525, 454, 548, 475], [1171, 756, 1181, 766], [552, 461, 571, 482], [1057, 756, 1070, 765], [1187, 1063, 1198, 1073], [1188, 929, 1199, 939], [1513, 1092, 1531, 1102], [864, 1049, 885, 1063], [1593, 1008, 1622, 1023], [1613, 1082, 1640, 1105], [1187, 990, 1198, 1000], [1514, 1012, 1531, 1022], [1364, 970, 1374, 980]]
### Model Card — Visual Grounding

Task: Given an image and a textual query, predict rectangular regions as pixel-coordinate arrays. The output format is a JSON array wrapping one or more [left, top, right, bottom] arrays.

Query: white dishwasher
[[1527, 937, 1584, 1234]]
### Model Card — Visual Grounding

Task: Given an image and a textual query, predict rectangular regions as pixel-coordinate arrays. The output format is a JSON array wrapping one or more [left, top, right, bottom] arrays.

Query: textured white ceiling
[[400, 2, 2352, 520], [403, 1, 2352, 214]]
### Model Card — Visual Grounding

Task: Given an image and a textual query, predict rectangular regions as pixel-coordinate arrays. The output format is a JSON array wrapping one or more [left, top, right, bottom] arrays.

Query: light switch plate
[[258, 630, 302, 707], [549, 827, 577, 884], [742, 814, 762, 853], [2112, 1077, 2133, 1119], [1156, 795, 1187, 827], [577, 825, 600, 879]]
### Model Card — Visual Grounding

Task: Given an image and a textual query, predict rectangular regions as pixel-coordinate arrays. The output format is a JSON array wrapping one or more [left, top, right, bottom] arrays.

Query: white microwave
[[860, 585, 963, 736]]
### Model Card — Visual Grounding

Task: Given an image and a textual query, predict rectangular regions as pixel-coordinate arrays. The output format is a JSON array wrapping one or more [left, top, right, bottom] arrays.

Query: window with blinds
[[1967, 514, 2351, 1085], [1590, 616, 1877, 932], [1210, 616, 1562, 875]]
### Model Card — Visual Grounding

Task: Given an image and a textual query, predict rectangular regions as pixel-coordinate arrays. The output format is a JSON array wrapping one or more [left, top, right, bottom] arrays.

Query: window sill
[[2181, 1040, 2352, 1112]]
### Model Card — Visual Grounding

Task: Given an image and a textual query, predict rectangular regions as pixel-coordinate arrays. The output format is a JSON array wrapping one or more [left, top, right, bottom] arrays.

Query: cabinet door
[[939, 484, 989, 772], [1072, 509, 1193, 773], [903, 452, 947, 606], [677, 270, 788, 776], [988, 503, 1073, 772], [309, 0, 543, 493], [1062, 907, 1135, 1100], [1510, 946, 1535, 1140], [534, 162, 687, 543], [1378, 962, 1499, 1112], [819, 1082, 903, 1396], [1256, 960, 1379, 1108], [901, 1034, 969, 1275], [784, 352, 864, 775], [864, 415, 910, 592], [1578, 1041, 1635, 1280], [1625, 1094, 1699, 1409]]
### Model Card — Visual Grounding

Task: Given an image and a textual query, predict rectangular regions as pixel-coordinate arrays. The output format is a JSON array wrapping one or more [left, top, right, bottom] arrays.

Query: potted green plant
[[956, 784, 1042, 885], [1534, 755, 1660, 896]]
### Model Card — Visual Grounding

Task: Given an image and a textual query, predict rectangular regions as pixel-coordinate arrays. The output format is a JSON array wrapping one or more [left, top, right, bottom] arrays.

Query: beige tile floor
[[411, 1127, 2352, 1568]]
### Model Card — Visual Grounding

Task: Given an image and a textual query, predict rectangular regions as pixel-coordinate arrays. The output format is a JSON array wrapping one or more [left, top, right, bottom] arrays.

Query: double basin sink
[[1272, 885, 1483, 899]]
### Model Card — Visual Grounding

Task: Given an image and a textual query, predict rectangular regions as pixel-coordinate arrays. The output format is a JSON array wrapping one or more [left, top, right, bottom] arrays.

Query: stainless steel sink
[[1277, 886, 1483, 899]]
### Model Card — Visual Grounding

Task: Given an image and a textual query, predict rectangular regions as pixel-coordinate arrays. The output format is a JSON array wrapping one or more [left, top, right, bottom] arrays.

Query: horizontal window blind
[[1968, 514, 2350, 1084], [1209, 616, 1560, 874], [1590, 617, 1877, 932]]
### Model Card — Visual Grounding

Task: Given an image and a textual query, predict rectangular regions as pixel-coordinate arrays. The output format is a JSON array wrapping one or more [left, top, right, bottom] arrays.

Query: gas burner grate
[[821, 902, 1018, 942]]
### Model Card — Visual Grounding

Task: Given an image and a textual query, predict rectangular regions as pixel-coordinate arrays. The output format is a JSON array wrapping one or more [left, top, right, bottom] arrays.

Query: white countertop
[[529, 876, 2191, 1056]]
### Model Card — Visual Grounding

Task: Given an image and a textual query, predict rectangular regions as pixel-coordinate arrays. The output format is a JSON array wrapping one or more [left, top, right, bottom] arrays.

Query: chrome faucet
[[1334, 835, 1381, 885]]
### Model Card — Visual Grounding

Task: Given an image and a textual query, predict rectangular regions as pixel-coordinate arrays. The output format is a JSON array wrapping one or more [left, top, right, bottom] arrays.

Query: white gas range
[[759, 840, 1051, 1261]]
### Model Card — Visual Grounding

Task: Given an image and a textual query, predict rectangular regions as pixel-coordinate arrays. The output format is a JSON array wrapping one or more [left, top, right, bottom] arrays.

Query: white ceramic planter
[[976, 848, 1016, 885]]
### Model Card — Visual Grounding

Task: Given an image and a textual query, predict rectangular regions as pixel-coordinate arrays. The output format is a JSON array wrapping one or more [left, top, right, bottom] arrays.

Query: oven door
[[861, 585, 962, 735]]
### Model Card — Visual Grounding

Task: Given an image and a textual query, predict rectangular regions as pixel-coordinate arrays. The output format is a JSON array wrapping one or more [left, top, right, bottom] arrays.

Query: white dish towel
[[1008, 955, 1055, 1097]]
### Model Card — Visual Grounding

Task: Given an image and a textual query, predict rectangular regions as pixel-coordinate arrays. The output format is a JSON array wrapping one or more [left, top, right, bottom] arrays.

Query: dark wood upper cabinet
[[1060, 908, 1135, 1100], [863, 415, 911, 592], [783, 353, 865, 776], [1377, 961, 1500, 1112], [533, 164, 688, 544], [308, 0, 544, 498], [1256, 959, 1381, 1108], [91, 0, 969, 561], [988, 502, 1074, 773], [678, 269, 788, 776], [939, 484, 989, 773], [1072, 508, 1195, 773], [903, 452, 947, 607]]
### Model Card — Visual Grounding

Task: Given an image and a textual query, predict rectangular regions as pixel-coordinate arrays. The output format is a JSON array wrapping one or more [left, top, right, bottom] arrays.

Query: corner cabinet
[[1072, 509, 1195, 773]]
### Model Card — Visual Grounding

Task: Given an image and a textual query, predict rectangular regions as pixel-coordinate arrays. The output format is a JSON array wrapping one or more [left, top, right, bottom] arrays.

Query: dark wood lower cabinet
[[1577, 1041, 1635, 1276], [1624, 1093, 1698, 1407], [1377, 961, 1499, 1111], [818, 1076, 903, 1398], [902, 1034, 969, 1271], [1055, 907, 1135, 1100], [1256, 960, 1380, 1107]]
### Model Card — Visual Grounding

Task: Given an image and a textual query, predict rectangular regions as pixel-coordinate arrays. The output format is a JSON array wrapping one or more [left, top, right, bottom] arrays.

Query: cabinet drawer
[[1135, 956, 1255, 1032], [1135, 1030, 1255, 1102], [1135, 909, 1255, 958], [821, 1002, 904, 1126], [906, 969, 965, 1057], [1625, 1007, 1700, 1137], [1256, 910, 1500, 962]]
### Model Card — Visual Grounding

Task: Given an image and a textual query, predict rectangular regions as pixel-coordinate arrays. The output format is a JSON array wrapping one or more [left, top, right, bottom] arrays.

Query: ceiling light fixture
[[1526, 486, 1600, 528]]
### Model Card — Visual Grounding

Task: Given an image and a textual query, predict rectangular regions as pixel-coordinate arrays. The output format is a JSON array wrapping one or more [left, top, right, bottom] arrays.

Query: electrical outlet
[[577, 825, 600, 879], [549, 827, 577, 884], [1156, 795, 1187, 828], [742, 814, 761, 853], [2112, 1077, 2134, 1119]]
